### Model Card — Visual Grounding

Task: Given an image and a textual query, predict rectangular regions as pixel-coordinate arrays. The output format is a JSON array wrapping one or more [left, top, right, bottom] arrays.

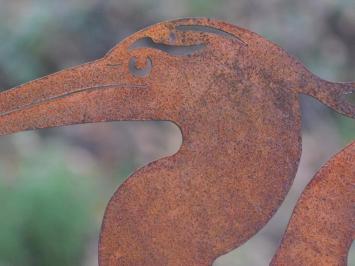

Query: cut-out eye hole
[[343, 91, 355, 104], [169, 32, 177, 43], [129, 37, 205, 56], [129, 56, 152, 77]]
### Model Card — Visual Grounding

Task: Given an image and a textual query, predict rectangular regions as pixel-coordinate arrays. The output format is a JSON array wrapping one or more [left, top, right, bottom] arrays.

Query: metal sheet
[[272, 142, 354, 266], [0, 18, 354, 265]]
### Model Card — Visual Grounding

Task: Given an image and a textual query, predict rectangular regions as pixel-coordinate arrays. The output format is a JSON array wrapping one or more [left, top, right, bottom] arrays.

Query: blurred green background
[[0, 0, 354, 265]]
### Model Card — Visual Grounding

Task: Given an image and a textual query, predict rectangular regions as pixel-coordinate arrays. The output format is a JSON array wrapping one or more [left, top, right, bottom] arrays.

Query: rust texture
[[0, 18, 354, 265], [272, 142, 355, 266]]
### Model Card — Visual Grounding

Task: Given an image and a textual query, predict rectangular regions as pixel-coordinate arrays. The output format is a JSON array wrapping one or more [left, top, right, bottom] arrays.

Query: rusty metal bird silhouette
[[272, 141, 354, 266], [0, 18, 354, 265]]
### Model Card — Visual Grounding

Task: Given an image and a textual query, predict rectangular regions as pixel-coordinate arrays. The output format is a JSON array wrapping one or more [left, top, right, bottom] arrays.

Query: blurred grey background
[[0, 0, 354, 265]]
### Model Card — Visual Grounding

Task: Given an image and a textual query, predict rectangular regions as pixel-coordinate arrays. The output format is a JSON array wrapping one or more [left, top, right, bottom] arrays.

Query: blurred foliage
[[336, 115, 355, 145], [0, 145, 98, 266], [186, 0, 220, 16]]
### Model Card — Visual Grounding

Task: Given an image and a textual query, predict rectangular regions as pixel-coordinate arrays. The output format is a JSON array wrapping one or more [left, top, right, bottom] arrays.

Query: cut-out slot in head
[[175, 24, 247, 45], [128, 37, 206, 56]]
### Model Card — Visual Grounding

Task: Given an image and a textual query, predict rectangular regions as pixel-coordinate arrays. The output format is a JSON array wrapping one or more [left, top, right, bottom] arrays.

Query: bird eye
[[169, 32, 177, 43], [343, 91, 354, 104], [129, 56, 152, 77]]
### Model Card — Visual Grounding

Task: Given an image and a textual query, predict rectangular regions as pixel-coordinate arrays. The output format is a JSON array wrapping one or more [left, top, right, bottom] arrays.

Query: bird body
[[272, 142, 355, 266], [0, 18, 354, 265]]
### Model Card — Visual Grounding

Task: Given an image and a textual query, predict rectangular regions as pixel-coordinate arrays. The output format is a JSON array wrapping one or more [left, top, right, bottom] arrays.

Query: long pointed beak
[[0, 59, 152, 136]]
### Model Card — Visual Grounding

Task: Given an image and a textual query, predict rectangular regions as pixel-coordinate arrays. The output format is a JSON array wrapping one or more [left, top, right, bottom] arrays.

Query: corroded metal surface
[[272, 142, 355, 266], [0, 18, 354, 265]]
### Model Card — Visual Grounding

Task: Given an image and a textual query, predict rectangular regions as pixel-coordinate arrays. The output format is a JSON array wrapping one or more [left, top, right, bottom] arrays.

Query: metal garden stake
[[0, 18, 354, 265]]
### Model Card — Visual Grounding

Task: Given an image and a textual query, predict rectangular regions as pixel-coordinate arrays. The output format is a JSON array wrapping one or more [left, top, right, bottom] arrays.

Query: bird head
[[0, 18, 354, 136]]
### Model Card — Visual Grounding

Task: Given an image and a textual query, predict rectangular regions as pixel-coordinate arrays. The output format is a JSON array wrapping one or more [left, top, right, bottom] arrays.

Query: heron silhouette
[[0, 18, 354, 265]]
